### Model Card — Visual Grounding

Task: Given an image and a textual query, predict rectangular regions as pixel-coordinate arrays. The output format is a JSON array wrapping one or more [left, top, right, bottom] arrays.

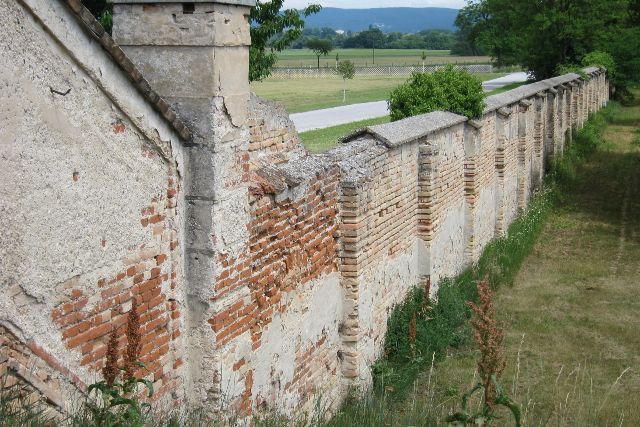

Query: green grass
[[252, 73, 505, 113], [299, 116, 390, 153], [275, 49, 491, 68]]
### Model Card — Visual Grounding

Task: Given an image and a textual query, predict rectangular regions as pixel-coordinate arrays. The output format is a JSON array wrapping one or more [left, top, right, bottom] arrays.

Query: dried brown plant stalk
[[408, 312, 417, 357], [422, 277, 432, 312], [103, 329, 119, 387], [466, 281, 506, 409], [123, 297, 141, 382]]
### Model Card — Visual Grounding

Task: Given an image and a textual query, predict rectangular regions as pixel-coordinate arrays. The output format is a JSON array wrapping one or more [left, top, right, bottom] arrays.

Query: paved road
[[290, 72, 530, 132]]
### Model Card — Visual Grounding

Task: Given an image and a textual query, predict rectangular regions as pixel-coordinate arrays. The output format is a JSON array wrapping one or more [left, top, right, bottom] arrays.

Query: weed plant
[[0, 372, 55, 427]]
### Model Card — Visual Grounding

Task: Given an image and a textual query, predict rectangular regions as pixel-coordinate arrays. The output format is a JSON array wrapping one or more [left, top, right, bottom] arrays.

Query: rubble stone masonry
[[0, 0, 610, 421]]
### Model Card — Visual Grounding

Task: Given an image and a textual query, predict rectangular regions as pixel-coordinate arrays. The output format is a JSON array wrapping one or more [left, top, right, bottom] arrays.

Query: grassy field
[[275, 49, 491, 68], [323, 93, 640, 426], [251, 73, 504, 114]]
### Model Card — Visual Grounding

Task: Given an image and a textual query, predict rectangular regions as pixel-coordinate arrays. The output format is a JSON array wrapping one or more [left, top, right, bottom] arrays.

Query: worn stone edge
[[484, 66, 604, 114], [64, 0, 193, 141], [339, 111, 467, 148]]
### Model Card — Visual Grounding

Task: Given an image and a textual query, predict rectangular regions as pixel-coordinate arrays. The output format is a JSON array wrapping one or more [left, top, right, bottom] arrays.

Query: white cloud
[[282, 0, 466, 9]]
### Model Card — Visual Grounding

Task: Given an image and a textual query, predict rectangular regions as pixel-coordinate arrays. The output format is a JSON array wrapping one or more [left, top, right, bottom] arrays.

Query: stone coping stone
[[341, 111, 467, 148], [110, 0, 256, 5], [484, 67, 603, 113]]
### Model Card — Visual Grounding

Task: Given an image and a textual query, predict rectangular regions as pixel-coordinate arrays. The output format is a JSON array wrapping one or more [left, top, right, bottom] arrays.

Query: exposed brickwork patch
[[211, 167, 340, 349], [49, 175, 183, 403], [283, 333, 338, 407]]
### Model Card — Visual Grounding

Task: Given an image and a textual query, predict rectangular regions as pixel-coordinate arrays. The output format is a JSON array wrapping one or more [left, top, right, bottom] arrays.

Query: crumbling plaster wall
[[228, 68, 609, 418], [0, 0, 188, 410], [248, 93, 306, 168], [0, 0, 610, 420]]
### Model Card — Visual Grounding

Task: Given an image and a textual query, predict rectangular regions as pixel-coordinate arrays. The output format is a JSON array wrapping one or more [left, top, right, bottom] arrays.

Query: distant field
[[251, 73, 505, 114], [275, 49, 491, 68]]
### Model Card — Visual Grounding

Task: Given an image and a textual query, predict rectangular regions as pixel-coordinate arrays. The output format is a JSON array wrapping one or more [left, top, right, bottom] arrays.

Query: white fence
[[269, 64, 493, 79]]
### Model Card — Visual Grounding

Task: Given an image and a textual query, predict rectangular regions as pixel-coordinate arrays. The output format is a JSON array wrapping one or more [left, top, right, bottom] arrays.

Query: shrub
[[582, 51, 616, 78], [388, 65, 485, 121]]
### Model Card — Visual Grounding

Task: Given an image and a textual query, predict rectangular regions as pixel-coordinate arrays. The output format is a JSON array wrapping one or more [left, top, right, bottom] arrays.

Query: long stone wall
[[0, 0, 610, 422], [231, 66, 609, 417]]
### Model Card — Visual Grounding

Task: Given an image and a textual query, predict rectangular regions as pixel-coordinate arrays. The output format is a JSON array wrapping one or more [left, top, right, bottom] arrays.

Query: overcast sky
[[283, 0, 466, 9]]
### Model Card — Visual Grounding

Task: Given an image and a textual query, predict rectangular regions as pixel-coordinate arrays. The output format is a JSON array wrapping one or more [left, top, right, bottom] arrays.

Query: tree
[[82, 0, 112, 32], [307, 38, 333, 69], [363, 27, 385, 64], [451, 2, 487, 56], [454, 0, 639, 94], [388, 65, 485, 121], [250, 1, 321, 81], [343, 27, 385, 63], [337, 60, 356, 103]]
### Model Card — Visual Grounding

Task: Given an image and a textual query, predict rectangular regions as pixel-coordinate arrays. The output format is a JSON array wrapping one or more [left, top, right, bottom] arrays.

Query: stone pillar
[[569, 81, 579, 130], [560, 84, 571, 147], [516, 100, 532, 212], [338, 182, 369, 384], [463, 120, 482, 263], [545, 88, 558, 170], [111, 0, 255, 410], [589, 74, 596, 114], [580, 76, 591, 123], [418, 141, 438, 275], [532, 92, 546, 189], [494, 107, 511, 236]]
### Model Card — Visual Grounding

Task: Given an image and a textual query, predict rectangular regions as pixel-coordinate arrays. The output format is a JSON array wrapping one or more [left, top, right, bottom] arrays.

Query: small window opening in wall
[[183, 3, 195, 14]]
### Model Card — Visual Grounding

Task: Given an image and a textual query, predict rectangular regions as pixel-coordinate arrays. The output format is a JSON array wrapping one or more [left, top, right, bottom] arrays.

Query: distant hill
[[303, 7, 459, 33]]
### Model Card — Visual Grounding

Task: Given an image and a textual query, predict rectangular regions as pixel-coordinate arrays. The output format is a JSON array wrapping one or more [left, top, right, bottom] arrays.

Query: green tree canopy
[[454, 0, 640, 94], [306, 38, 333, 69], [250, 1, 321, 81]]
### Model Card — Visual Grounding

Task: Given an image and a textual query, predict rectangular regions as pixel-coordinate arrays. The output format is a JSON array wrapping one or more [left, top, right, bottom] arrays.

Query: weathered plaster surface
[[1, 0, 187, 410], [0, 0, 610, 420]]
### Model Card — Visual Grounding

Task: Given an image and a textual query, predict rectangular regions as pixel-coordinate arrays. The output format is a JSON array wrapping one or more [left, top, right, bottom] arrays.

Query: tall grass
[[0, 372, 56, 427]]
